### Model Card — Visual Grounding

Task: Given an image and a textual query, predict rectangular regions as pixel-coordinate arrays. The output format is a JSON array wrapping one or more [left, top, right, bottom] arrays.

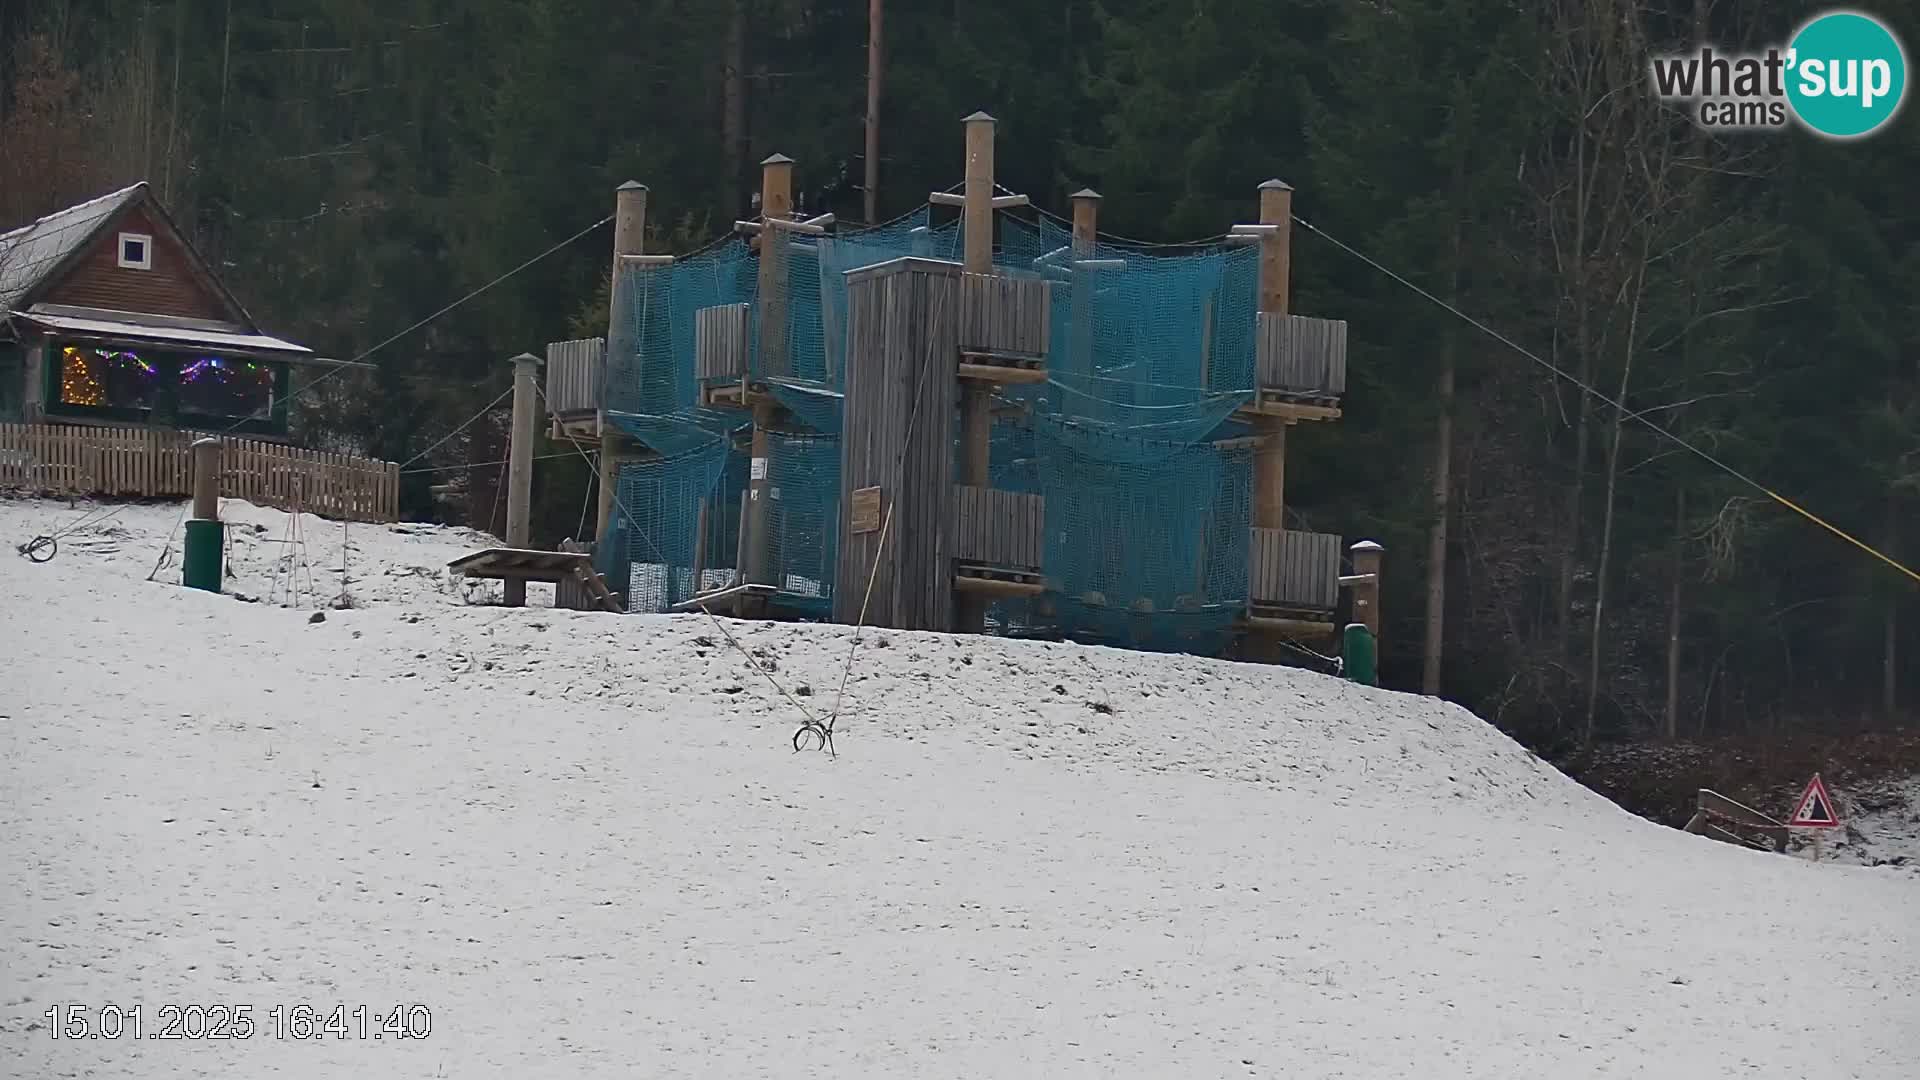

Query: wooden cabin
[[0, 182, 340, 440]]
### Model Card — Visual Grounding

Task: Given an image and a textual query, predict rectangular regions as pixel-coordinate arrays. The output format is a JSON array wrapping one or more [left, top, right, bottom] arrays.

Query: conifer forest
[[4, 0, 1915, 760]]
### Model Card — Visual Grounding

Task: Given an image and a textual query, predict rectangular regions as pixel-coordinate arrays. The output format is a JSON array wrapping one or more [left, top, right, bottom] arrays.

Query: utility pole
[[864, 0, 884, 223]]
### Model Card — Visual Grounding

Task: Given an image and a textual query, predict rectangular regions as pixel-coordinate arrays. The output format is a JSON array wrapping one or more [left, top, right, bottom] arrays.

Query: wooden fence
[[0, 423, 401, 523], [1249, 527, 1341, 610], [951, 486, 1045, 569], [695, 303, 752, 383], [958, 271, 1051, 357], [1256, 313, 1348, 396], [545, 337, 605, 416]]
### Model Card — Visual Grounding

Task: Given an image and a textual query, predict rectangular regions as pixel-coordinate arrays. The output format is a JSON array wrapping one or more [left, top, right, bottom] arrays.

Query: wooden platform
[[1235, 392, 1343, 423], [447, 547, 623, 612], [954, 563, 1046, 597], [958, 348, 1046, 384]]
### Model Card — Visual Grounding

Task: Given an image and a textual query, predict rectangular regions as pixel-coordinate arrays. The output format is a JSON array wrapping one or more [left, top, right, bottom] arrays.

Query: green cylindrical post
[[183, 436, 223, 592], [182, 518, 224, 591], [1343, 622, 1377, 686]]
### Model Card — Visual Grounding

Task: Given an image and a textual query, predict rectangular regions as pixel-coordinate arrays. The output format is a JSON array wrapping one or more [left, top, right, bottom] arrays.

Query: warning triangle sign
[[1788, 774, 1841, 828]]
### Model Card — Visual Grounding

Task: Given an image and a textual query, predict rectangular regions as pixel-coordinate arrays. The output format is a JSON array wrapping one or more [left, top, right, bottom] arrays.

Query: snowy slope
[[3, 497, 1918, 1080]]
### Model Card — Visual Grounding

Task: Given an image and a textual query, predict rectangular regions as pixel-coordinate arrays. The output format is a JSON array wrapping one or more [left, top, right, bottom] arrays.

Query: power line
[[1292, 213, 1920, 588]]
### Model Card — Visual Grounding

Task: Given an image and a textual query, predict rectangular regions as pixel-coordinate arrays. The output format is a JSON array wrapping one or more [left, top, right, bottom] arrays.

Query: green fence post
[[182, 437, 223, 592], [1343, 622, 1377, 686]]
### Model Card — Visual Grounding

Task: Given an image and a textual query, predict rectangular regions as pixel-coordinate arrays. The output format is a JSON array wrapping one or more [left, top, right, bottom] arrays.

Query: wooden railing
[[1249, 527, 1340, 610], [545, 337, 605, 416], [695, 303, 752, 382], [958, 272, 1051, 358], [1256, 313, 1348, 397], [0, 423, 400, 523], [951, 486, 1045, 569]]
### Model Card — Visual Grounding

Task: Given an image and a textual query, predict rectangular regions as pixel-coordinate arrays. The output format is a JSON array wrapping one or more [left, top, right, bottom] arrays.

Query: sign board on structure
[[1787, 773, 1841, 829], [849, 486, 882, 534]]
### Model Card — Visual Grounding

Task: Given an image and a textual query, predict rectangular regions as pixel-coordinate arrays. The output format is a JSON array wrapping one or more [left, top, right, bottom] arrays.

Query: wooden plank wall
[[544, 337, 605, 416], [951, 486, 1045, 569], [1248, 527, 1340, 610], [835, 261, 959, 629], [1256, 313, 1349, 396], [0, 423, 401, 523], [695, 303, 751, 382], [958, 271, 1051, 357]]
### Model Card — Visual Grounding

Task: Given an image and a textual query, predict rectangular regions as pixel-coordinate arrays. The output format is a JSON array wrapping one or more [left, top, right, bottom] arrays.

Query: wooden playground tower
[[525, 110, 1381, 663]]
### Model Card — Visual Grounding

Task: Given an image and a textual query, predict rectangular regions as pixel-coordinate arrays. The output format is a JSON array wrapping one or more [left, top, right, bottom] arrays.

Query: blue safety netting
[[764, 431, 841, 614], [613, 438, 734, 614], [599, 197, 1281, 649], [1033, 416, 1253, 652]]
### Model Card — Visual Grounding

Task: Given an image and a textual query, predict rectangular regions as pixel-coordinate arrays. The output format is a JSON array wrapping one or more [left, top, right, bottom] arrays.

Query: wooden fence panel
[[545, 337, 605, 416], [0, 423, 400, 523], [958, 272, 1051, 357], [1248, 527, 1340, 610], [1256, 313, 1348, 396], [951, 486, 1045, 570], [695, 303, 752, 382]]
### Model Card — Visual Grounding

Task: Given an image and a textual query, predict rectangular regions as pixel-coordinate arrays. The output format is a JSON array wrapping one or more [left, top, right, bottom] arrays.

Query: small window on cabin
[[117, 232, 153, 270]]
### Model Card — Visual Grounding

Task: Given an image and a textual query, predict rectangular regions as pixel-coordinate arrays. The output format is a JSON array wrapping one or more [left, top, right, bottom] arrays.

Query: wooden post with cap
[[1252, 178, 1292, 535], [1069, 188, 1101, 380], [600, 181, 647, 548], [505, 351, 542, 607], [742, 153, 794, 615], [955, 112, 998, 633]]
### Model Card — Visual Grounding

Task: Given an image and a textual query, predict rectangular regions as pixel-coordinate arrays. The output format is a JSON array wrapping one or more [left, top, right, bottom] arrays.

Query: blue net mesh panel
[[765, 380, 844, 435], [1035, 416, 1251, 653], [764, 432, 841, 614], [615, 440, 733, 614]]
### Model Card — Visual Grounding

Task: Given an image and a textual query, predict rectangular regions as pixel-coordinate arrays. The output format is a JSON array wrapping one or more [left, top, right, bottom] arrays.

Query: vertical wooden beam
[[1257, 178, 1293, 316], [1252, 178, 1293, 533], [600, 181, 647, 546], [743, 402, 776, 617], [1350, 540, 1384, 640], [504, 352, 541, 607], [757, 153, 795, 379], [961, 111, 995, 274], [864, 0, 884, 224], [1069, 187, 1100, 380], [955, 112, 999, 633]]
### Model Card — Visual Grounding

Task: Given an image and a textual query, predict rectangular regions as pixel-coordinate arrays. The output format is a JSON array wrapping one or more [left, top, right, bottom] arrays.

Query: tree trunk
[[1556, 129, 1593, 669], [1886, 497, 1900, 721], [721, 0, 748, 215], [1665, 486, 1685, 740], [1423, 207, 1464, 696], [1585, 242, 1650, 744], [863, 0, 883, 224]]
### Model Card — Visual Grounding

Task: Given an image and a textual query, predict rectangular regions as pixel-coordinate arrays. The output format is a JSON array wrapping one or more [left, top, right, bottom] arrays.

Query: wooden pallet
[[447, 547, 624, 612]]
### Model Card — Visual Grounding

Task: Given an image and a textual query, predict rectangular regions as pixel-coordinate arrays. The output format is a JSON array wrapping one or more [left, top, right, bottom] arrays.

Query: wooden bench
[[447, 547, 624, 613]]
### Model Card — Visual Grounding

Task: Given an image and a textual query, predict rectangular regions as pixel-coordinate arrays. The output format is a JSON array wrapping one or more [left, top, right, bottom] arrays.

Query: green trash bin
[[1342, 623, 1377, 686], [182, 518, 224, 592]]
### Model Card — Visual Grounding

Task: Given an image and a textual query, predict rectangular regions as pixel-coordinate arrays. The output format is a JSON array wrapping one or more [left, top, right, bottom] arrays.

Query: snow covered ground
[[3, 495, 1918, 1079]]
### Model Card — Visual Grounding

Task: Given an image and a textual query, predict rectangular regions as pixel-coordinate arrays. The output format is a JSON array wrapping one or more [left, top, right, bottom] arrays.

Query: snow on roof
[[13, 308, 315, 359], [0, 183, 146, 312]]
